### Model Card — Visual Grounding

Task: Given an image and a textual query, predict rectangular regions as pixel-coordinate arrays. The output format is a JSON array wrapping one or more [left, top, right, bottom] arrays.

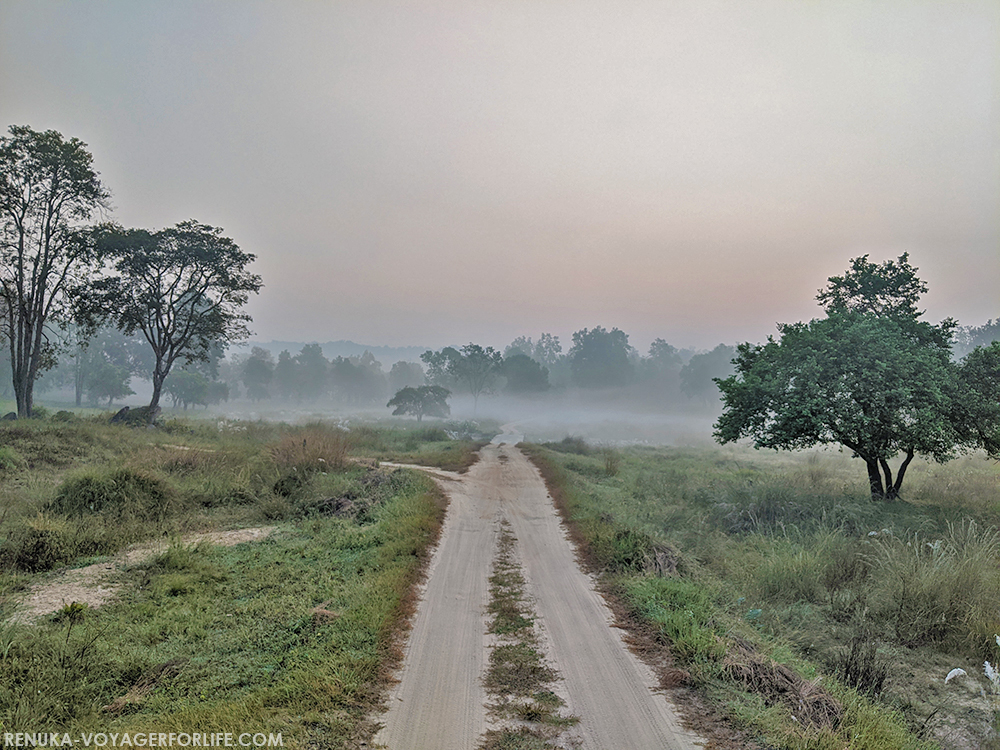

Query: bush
[[836, 631, 889, 699], [0, 446, 25, 472], [592, 527, 656, 573], [752, 541, 829, 605], [53, 410, 77, 423], [1, 515, 77, 572], [713, 477, 879, 536], [544, 436, 591, 455], [624, 577, 725, 661], [414, 427, 449, 442], [273, 471, 307, 498], [50, 468, 176, 522], [109, 405, 160, 426]]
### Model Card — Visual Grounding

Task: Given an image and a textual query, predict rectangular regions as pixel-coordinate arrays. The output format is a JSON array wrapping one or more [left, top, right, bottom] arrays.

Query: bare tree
[[0, 126, 109, 416]]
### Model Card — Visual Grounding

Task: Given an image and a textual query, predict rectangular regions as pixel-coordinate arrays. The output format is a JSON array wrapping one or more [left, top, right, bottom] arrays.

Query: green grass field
[[0, 413, 494, 747], [525, 439, 1000, 750]]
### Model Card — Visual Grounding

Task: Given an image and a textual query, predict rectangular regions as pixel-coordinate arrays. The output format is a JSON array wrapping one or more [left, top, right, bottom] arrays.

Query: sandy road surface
[[375, 430, 704, 749]]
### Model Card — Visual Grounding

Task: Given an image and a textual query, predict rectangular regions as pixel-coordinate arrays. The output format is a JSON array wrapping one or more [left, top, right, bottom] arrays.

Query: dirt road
[[374, 430, 705, 749]]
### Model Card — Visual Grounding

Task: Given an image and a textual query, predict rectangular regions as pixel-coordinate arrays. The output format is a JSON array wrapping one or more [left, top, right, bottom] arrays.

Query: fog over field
[[1, 0, 997, 356], [4, 7, 1000, 747]]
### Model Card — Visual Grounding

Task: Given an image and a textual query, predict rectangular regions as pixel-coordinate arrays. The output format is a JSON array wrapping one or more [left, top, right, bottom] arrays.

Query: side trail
[[374, 431, 705, 749]]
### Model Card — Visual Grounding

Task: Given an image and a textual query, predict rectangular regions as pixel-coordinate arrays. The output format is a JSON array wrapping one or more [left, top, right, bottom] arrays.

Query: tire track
[[375, 432, 704, 749]]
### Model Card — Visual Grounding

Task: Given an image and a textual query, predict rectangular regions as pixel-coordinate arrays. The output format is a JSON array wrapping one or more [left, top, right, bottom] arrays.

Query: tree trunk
[[11, 334, 31, 418], [74, 350, 84, 407], [886, 449, 915, 500], [14, 368, 34, 418], [149, 364, 165, 415], [865, 458, 885, 501], [878, 459, 895, 502]]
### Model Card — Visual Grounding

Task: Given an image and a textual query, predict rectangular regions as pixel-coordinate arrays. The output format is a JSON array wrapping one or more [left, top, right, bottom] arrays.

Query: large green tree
[[955, 341, 1000, 457], [95, 221, 262, 415], [273, 349, 297, 400], [680, 344, 736, 405], [502, 352, 550, 393], [242, 346, 274, 402], [421, 343, 502, 411], [715, 254, 995, 501], [0, 126, 110, 416], [294, 343, 328, 401], [449, 343, 502, 411], [420, 347, 460, 389], [568, 326, 634, 388], [387, 385, 450, 422], [388, 360, 425, 393]]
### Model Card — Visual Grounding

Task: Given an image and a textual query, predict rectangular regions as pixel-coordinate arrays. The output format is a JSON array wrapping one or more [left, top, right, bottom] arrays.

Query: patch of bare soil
[[9, 526, 276, 623]]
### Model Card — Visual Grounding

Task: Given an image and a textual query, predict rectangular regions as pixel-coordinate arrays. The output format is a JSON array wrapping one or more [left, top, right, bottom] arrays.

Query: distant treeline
[[18, 318, 999, 413]]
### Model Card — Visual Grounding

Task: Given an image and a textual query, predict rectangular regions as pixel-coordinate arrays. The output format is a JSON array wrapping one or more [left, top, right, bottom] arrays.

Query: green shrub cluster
[[622, 577, 726, 661], [51, 468, 175, 519], [1, 515, 79, 573], [590, 527, 657, 574], [1, 468, 181, 573]]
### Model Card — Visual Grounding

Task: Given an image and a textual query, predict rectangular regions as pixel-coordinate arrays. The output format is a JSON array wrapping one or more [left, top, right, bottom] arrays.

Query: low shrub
[[414, 427, 449, 442], [50, 468, 176, 522], [109, 405, 160, 426], [0, 515, 77, 572], [591, 527, 656, 574], [0, 446, 25, 472], [543, 436, 591, 455], [752, 536, 851, 605], [272, 470, 308, 498], [713, 477, 879, 536], [835, 631, 889, 699], [622, 576, 725, 662]]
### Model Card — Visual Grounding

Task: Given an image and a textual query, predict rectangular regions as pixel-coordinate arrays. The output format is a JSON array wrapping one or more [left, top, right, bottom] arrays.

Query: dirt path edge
[[521, 445, 766, 750]]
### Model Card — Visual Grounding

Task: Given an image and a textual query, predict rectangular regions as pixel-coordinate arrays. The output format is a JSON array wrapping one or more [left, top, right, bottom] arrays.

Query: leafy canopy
[[714, 254, 989, 500], [816, 252, 927, 319], [568, 326, 634, 388], [0, 125, 111, 416], [95, 220, 262, 412], [387, 385, 451, 422], [421, 343, 502, 410]]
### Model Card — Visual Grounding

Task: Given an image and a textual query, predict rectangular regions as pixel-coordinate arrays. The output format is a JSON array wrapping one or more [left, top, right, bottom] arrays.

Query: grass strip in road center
[[478, 520, 577, 750]]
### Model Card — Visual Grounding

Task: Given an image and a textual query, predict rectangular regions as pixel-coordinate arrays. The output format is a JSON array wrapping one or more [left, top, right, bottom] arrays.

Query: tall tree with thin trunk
[[448, 343, 502, 412], [0, 126, 109, 417], [95, 221, 262, 416]]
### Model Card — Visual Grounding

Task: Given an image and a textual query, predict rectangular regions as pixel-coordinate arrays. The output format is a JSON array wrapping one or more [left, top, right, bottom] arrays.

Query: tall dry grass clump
[[269, 423, 351, 473], [869, 520, 1000, 655]]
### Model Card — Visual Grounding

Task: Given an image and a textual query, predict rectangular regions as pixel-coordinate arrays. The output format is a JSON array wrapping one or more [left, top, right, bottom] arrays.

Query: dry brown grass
[[723, 637, 843, 730], [269, 424, 351, 472]]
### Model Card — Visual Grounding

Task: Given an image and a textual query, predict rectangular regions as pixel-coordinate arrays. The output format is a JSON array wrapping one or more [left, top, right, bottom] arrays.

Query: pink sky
[[2, 1, 996, 353]]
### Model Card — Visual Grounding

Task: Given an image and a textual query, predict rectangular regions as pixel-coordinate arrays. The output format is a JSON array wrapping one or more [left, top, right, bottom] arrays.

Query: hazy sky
[[2, 1, 997, 353]]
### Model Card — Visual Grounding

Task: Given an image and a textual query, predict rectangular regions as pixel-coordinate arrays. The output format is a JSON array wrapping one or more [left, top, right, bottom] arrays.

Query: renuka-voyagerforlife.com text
[[3, 734, 284, 748]]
